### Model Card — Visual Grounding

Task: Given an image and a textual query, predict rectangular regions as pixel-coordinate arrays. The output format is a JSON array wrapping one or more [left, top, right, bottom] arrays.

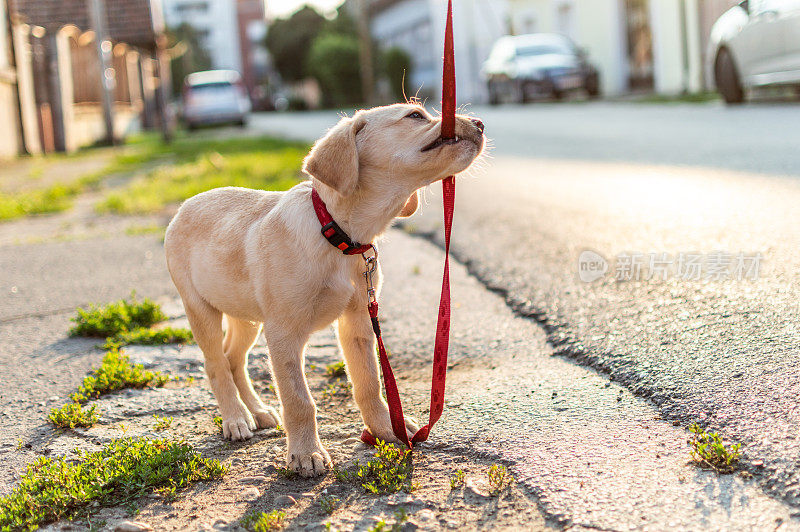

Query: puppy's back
[[165, 187, 282, 268]]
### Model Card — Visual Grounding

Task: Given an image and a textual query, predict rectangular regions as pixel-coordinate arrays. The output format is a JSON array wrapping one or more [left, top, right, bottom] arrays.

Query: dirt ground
[[20, 308, 550, 532]]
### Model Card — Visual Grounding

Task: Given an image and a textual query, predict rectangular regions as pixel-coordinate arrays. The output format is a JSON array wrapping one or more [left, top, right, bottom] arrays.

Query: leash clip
[[362, 245, 378, 304]]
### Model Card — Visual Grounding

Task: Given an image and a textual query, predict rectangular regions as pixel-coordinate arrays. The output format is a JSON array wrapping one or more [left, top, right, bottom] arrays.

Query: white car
[[709, 0, 800, 103], [182, 70, 251, 129]]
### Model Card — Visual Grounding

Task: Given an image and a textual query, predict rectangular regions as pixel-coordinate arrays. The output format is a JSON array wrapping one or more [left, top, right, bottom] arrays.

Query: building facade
[[162, 0, 242, 73], [236, 0, 268, 104], [369, 0, 508, 103], [369, 0, 737, 102]]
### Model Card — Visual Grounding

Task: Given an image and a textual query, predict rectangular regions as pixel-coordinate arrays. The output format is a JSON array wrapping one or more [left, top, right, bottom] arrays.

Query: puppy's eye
[[405, 111, 426, 120]]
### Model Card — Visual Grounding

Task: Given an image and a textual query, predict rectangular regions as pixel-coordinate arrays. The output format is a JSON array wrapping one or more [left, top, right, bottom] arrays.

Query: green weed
[[319, 494, 340, 514], [277, 467, 299, 480], [70, 293, 167, 338], [49, 349, 169, 429], [103, 326, 193, 349], [0, 438, 226, 531], [487, 464, 510, 494], [449, 469, 465, 489], [325, 361, 346, 379], [355, 440, 414, 495], [322, 379, 352, 401], [47, 403, 100, 429], [212, 416, 223, 431], [240, 509, 286, 531], [152, 415, 174, 431], [688, 423, 742, 473], [71, 349, 169, 404], [368, 508, 408, 532]]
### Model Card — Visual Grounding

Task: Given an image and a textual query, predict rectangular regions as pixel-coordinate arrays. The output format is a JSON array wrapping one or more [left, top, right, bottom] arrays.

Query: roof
[[12, 0, 164, 48]]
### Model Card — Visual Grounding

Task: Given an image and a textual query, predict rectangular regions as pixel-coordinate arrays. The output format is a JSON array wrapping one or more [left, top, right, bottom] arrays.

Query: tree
[[265, 6, 326, 83], [383, 47, 413, 102], [167, 23, 212, 95], [307, 33, 362, 106]]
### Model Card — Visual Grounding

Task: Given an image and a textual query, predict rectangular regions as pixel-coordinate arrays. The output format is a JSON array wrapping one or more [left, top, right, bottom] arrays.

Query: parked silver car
[[182, 70, 251, 129], [709, 0, 800, 103]]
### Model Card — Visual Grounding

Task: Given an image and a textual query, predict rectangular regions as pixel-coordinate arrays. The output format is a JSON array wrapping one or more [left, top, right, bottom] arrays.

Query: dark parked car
[[484, 33, 600, 104]]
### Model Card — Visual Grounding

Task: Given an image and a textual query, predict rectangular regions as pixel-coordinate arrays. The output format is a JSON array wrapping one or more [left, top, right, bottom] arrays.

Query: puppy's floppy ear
[[303, 113, 365, 196], [397, 190, 419, 217]]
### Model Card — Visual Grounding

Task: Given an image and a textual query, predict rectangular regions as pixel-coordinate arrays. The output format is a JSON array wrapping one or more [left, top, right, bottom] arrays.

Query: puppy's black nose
[[471, 119, 485, 134]]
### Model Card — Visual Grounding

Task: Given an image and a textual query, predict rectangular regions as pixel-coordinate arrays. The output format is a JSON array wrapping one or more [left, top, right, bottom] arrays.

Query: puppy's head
[[303, 103, 485, 217]]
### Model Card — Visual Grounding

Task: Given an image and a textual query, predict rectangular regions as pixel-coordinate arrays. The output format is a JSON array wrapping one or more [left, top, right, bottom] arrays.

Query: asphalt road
[[251, 101, 800, 508]]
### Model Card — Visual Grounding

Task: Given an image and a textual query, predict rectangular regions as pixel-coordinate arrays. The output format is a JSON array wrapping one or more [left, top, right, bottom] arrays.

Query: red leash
[[313, 1, 456, 449], [360, 0, 457, 448]]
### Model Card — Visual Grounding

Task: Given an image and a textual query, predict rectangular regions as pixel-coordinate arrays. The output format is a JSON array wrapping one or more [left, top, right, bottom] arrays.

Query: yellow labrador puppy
[[164, 103, 485, 477]]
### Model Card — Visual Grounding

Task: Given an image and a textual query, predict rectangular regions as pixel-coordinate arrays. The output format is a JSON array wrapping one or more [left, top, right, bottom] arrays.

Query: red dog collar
[[311, 188, 373, 255]]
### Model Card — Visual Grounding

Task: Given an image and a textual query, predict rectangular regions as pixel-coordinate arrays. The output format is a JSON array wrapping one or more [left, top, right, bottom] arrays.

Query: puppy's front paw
[[222, 414, 256, 441], [287, 440, 332, 478], [366, 415, 420, 446], [252, 407, 281, 430]]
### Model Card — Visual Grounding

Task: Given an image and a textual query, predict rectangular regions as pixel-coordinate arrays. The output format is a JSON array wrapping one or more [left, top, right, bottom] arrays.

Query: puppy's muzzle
[[421, 118, 485, 152]]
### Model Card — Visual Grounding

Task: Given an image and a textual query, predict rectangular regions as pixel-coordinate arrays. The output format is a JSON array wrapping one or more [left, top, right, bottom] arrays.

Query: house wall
[[649, 0, 704, 94], [572, 0, 628, 95], [503, 0, 727, 96], [0, 0, 21, 158], [371, 0, 509, 104]]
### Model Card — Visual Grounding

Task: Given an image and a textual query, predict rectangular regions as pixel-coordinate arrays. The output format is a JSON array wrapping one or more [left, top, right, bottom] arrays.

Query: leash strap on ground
[[361, 0, 456, 449]]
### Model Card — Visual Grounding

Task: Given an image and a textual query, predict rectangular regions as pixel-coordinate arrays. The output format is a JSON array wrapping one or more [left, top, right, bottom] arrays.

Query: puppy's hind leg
[[183, 296, 255, 441], [225, 316, 281, 430]]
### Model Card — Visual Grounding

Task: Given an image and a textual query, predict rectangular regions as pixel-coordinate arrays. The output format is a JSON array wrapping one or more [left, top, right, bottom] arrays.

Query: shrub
[[384, 47, 413, 102], [308, 33, 363, 106]]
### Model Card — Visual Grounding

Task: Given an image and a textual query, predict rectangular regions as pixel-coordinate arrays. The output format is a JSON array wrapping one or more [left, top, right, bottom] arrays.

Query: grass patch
[[103, 326, 193, 350], [0, 438, 226, 531], [0, 169, 108, 222], [337, 440, 414, 495], [124, 224, 165, 237], [49, 349, 170, 429], [688, 423, 742, 473], [240, 509, 286, 531], [48, 403, 100, 429], [70, 293, 167, 338], [96, 135, 307, 215]]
